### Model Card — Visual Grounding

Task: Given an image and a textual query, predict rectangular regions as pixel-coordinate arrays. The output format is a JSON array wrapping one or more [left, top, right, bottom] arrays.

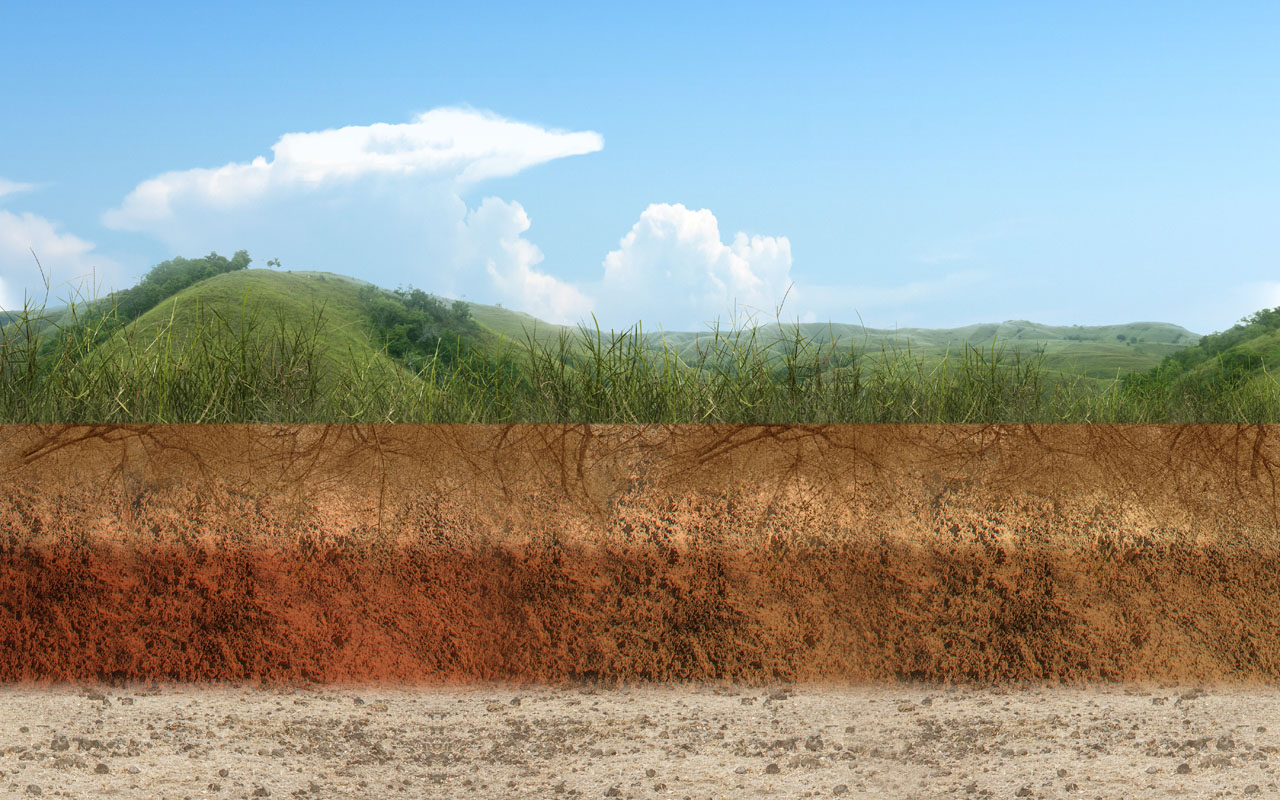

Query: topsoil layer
[[1, 424, 1278, 685]]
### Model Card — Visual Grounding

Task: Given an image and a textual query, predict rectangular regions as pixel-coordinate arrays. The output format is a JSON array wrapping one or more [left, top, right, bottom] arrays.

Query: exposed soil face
[[4, 682, 1280, 799], [2, 424, 1280, 684]]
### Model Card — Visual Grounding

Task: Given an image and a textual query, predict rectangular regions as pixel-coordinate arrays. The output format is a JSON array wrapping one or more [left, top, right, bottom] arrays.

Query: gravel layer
[[3, 683, 1280, 798]]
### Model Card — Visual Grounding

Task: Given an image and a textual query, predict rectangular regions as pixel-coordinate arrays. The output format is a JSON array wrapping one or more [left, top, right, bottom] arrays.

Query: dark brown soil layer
[[1, 424, 1278, 684]]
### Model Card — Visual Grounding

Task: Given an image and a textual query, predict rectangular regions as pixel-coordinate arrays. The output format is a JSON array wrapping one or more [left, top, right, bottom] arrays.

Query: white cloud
[[0, 178, 35, 201], [100, 107, 603, 314], [0, 210, 120, 310], [104, 108, 603, 230], [457, 197, 593, 324], [595, 203, 795, 329]]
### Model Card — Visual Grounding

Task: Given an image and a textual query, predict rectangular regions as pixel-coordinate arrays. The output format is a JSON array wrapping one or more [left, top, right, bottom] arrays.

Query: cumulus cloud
[[456, 198, 593, 324], [595, 203, 795, 329], [0, 178, 35, 200], [0, 210, 120, 310], [101, 107, 602, 318]]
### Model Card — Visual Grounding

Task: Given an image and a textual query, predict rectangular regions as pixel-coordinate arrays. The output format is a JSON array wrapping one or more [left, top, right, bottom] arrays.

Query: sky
[[2, 1, 1279, 334]]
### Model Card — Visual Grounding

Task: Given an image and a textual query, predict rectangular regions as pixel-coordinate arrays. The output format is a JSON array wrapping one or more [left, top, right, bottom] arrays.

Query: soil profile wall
[[1, 424, 1278, 685]]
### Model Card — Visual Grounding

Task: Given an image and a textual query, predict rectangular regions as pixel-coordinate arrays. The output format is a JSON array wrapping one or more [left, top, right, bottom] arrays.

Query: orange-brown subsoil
[[1, 424, 1278, 685]]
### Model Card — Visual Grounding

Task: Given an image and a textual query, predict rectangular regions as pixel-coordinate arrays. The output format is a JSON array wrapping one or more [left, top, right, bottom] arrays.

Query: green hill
[[1132, 306, 1280, 388], [100, 269, 406, 381]]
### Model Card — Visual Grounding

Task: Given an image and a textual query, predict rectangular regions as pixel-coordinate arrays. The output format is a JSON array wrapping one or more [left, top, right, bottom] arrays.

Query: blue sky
[[2, 1, 1278, 334]]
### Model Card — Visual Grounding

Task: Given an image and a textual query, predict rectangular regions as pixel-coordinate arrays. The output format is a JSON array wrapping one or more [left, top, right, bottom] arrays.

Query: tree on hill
[[108, 250, 252, 321], [358, 284, 485, 372]]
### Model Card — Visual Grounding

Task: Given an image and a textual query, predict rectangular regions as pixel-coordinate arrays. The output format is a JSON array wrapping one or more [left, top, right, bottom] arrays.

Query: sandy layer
[[3, 683, 1280, 799]]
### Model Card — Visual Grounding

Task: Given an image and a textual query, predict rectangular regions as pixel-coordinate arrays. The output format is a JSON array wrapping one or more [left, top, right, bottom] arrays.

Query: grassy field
[[1, 267, 1277, 423]]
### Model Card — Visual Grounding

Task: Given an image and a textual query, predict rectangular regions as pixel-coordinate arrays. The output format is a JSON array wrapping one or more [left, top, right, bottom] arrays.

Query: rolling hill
[[5, 261, 1214, 396]]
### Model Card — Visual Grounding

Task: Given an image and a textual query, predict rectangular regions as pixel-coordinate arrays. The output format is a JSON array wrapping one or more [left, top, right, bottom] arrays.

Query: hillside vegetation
[[2, 251, 1277, 423]]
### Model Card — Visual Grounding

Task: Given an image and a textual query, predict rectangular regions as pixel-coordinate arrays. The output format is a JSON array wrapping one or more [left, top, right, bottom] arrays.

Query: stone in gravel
[[604, 787, 621, 797], [209, 783, 221, 791], [353, 697, 365, 706], [1217, 736, 1236, 751], [49, 736, 69, 752], [1015, 788, 1032, 797], [25, 787, 41, 796], [94, 763, 109, 774], [218, 768, 230, 777], [833, 785, 849, 795], [510, 697, 522, 706], [1176, 763, 1192, 774], [645, 769, 656, 777], [253, 788, 271, 797], [734, 766, 747, 774], [805, 735, 824, 751], [765, 763, 780, 774], [1244, 786, 1260, 795], [1145, 766, 1159, 774], [1056, 769, 1068, 778]]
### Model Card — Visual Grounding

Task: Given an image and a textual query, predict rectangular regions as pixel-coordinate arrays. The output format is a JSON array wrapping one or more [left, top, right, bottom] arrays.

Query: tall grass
[[2, 286, 1278, 423]]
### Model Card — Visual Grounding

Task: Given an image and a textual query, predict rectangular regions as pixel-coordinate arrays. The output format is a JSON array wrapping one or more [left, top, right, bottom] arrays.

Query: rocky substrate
[[3, 683, 1280, 799]]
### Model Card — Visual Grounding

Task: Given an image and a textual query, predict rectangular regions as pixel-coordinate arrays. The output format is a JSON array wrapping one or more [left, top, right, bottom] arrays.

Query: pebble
[[833, 785, 849, 795], [94, 763, 109, 774], [1176, 763, 1192, 774], [765, 763, 780, 774]]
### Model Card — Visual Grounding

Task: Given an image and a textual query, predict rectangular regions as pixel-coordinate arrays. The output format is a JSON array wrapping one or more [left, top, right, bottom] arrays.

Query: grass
[[2, 270, 1277, 423]]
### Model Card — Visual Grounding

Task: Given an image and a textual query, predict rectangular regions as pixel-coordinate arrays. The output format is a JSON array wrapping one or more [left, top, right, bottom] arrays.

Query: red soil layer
[[1, 424, 1279, 685]]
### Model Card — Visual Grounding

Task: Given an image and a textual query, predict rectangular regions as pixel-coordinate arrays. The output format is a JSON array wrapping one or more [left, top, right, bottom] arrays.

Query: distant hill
[[453, 302, 1201, 384]]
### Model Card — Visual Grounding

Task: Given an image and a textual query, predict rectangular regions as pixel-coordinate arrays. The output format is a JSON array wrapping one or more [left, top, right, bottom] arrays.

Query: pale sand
[[3, 683, 1280, 798]]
